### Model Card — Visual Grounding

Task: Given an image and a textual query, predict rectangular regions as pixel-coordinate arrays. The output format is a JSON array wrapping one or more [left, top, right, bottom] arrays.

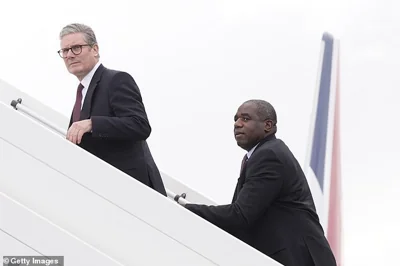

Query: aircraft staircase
[[0, 79, 281, 265]]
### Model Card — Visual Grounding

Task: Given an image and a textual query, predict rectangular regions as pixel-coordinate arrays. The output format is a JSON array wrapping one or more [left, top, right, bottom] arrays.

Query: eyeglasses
[[57, 44, 91, 58]]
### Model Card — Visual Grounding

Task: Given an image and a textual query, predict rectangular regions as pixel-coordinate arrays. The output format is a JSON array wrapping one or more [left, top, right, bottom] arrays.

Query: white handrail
[[10, 98, 189, 205]]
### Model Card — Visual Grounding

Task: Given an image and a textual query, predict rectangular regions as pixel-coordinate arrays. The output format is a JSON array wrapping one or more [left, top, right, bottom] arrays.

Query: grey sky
[[1, 0, 399, 265]]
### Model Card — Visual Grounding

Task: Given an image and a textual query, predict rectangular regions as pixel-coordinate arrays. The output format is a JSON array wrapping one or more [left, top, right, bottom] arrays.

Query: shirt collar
[[80, 61, 101, 89], [247, 143, 259, 159]]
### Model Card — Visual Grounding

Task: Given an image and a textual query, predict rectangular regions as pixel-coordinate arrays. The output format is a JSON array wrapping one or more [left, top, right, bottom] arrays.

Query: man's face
[[60, 32, 98, 80], [234, 102, 270, 151]]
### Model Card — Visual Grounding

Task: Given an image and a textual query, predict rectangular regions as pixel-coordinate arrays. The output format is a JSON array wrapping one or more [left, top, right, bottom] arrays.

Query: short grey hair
[[244, 99, 277, 125], [59, 23, 100, 58], [59, 23, 98, 45]]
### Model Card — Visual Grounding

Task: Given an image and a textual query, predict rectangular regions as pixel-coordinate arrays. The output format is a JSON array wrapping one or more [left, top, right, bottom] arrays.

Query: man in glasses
[[58, 23, 167, 196]]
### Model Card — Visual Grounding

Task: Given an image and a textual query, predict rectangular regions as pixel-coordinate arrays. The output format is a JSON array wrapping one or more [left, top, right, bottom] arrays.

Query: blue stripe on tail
[[310, 33, 334, 191]]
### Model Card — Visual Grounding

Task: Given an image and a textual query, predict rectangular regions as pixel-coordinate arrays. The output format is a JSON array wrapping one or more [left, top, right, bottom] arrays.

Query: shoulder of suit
[[100, 66, 135, 81], [261, 137, 281, 147], [253, 137, 285, 155], [101, 65, 121, 76], [104, 67, 133, 78]]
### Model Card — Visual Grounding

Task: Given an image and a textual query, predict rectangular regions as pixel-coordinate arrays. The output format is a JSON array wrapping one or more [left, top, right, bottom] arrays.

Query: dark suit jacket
[[69, 64, 167, 196], [185, 134, 336, 266]]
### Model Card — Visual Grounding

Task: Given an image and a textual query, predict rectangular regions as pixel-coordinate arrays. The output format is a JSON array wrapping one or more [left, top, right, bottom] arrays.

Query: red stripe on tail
[[327, 46, 342, 266]]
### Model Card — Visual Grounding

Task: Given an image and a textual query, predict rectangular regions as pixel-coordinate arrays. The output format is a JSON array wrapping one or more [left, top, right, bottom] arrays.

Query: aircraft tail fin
[[304, 32, 342, 265]]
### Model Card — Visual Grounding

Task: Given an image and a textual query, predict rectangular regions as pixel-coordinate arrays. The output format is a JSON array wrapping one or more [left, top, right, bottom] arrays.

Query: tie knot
[[77, 83, 84, 92], [240, 154, 248, 172]]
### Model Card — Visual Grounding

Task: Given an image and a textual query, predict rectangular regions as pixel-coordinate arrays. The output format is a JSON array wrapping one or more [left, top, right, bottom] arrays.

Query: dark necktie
[[72, 83, 84, 123], [232, 154, 248, 202], [240, 154, 248, 174]]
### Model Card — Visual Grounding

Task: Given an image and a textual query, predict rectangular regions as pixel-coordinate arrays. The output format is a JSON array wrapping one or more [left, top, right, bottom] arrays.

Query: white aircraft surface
[[0, 33, 341, 265]]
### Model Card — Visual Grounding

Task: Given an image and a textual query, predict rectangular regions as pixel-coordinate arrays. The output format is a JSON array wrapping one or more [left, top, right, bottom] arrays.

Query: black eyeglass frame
[[57, 44, 91, 58]]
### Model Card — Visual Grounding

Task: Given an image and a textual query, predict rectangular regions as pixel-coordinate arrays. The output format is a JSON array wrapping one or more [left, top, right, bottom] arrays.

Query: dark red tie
[[232, 154, 249, 202], [72, 83, 84, 123], [240, 154, 248, 174]]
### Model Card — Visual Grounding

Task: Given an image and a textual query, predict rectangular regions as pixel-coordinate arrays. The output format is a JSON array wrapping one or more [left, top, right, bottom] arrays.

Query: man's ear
[[93, 44, 99, 55], [264, 120, 273, 132]]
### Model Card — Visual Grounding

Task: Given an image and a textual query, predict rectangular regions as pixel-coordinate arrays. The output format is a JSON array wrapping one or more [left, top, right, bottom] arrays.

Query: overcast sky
[[1, 0, 399, 265]]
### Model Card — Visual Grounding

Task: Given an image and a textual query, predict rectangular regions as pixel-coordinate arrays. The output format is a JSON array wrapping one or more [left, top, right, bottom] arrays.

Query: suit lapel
[[80, 64, 105, 120], [232, 158, 248, 202], [231, 134, 277, 203]]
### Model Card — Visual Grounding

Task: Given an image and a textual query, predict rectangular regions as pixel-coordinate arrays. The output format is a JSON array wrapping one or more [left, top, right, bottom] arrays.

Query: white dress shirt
[[79, 61, 101, 109]]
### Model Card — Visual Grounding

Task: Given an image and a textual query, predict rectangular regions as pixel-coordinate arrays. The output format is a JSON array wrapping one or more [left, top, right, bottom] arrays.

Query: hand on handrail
[[10, 97, 191, 206]]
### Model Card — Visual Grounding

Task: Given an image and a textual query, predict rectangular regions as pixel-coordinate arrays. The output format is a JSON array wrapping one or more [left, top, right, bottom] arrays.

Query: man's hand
[[67, 119, 92, 144], [174, 193, 187, 206]]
